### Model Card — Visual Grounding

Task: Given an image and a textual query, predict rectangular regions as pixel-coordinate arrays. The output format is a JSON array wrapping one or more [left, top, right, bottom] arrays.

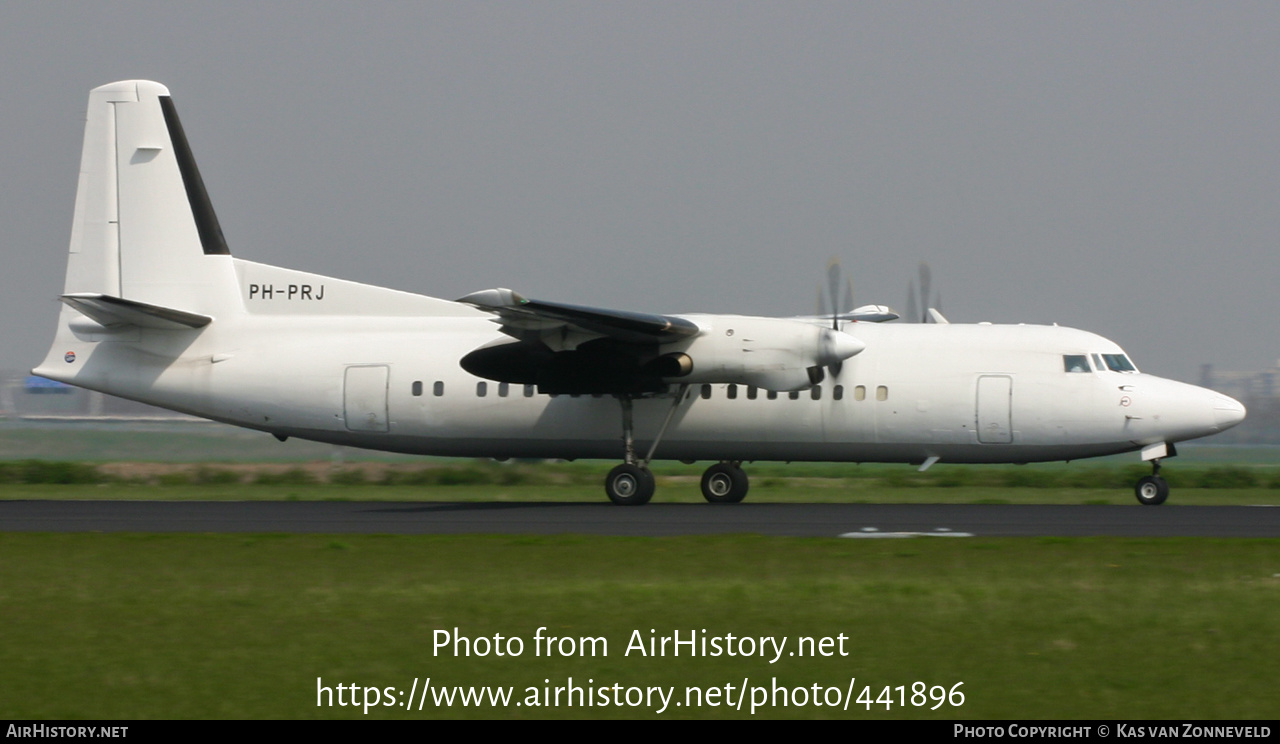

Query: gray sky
[[3, 2, 1277, 383]]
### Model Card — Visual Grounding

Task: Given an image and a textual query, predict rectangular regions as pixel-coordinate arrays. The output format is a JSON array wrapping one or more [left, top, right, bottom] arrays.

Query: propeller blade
[[841, 278, 853, 327], [826, 258, 842, 330], [918, 262, 932, 323]]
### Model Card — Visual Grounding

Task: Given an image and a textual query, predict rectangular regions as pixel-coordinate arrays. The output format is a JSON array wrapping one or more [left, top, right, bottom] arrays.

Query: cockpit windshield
[[1101, 353, 1137, 373]]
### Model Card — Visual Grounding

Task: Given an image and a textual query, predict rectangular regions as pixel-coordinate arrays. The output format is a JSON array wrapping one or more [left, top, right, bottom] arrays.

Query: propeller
[[815, 258, 856, 378], [823, 258, 853, 331], [906, 261, 943, 323]]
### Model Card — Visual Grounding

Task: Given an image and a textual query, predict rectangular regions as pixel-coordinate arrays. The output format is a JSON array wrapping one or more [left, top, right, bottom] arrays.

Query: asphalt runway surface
[[2, 501, 1278, 537]]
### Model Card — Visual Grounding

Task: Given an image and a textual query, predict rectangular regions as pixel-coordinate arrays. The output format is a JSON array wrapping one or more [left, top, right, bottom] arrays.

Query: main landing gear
[[1134, 459, 1170, 506], [604, 390, 683, 506], [700, 461, 749, 503], [604, 462, 655, 506], [603, 387, 751, 505], [606, 458, 751, 505]]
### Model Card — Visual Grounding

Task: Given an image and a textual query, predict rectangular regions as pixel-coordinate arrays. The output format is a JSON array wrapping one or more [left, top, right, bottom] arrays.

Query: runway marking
[[838, 527, 974, 539]]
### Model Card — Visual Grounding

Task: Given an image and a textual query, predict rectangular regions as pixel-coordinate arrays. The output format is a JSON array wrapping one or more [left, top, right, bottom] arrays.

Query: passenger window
[[1063, 355, 1091, 373], [476, 381, 488, 397], [727, 384, 738, 400], [810, 386, 822, 400], [747, 386, 758, 400], [789, 391, 800, 400], [854, 385, 866, 401], [767, 390, 778, 400], [833, 385, 844, 401], [433, 381, 444, 397], [701, 384, 712, 400], [498, 382, 509, 397], [412, 381, 423, 397], [876, 385, 888, 401], [523, 384, 535, 397]]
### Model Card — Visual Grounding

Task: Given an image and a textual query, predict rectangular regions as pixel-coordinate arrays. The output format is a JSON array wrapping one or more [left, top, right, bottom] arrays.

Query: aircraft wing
[[457, 288, 699, 345]]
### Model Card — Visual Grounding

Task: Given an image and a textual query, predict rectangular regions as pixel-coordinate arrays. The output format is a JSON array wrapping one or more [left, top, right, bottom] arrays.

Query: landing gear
[[604, 386, 688, 506], [603, 387, 752, 505], [701, 462, 749, 503], [1134, 459, 1169, 506], [605, 463, 655, 506]]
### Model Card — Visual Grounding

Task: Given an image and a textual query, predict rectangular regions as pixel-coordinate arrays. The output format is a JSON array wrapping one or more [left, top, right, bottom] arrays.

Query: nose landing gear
[[1135, 459, 1169, 506]]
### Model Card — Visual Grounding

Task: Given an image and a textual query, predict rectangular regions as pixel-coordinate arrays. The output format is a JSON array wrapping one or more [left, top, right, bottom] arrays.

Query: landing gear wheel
[[701, 463, 749, 504], [1135, 475, 1169, 506], [605, 464, 654, 506]]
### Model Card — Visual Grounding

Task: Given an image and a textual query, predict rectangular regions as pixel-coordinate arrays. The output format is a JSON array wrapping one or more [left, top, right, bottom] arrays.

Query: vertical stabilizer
[[61, 80, 238, 316]]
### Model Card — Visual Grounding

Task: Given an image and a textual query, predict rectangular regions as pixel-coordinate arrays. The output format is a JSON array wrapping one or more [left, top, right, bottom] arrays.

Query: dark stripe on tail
[[158, 95, 231, 256]]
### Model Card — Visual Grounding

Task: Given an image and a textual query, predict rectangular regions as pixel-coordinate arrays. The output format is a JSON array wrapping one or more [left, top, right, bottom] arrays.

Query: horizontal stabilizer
[[60, 293, 212, 330]]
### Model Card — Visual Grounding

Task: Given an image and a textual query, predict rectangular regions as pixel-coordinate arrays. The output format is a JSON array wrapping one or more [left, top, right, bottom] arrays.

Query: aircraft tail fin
[[60, 80, 239, 316]]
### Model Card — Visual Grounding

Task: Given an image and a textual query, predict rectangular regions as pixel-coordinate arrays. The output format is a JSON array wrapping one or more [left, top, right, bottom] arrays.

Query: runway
[[2, 501, 1278, 537]]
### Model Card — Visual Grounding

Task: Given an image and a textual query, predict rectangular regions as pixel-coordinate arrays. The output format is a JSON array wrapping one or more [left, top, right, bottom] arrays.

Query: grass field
[[1, 533, 1276, 719], [1, 425, 1275, 719]]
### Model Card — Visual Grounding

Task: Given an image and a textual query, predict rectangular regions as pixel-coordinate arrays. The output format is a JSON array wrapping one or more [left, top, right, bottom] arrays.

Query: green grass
[[0, 533, 1276, 719]]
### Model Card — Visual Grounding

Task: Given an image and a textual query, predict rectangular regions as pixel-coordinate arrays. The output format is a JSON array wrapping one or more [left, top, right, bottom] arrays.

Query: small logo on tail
[[64, 351, 76, 363]]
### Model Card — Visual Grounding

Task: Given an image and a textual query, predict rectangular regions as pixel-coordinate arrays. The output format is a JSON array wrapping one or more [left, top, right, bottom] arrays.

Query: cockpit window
[[1101, 354, 1137, 372], [1063, 355, 1091, 373]]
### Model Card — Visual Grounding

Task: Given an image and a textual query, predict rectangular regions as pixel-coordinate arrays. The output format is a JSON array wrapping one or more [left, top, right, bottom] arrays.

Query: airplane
[[33, 80, 1246, 507]]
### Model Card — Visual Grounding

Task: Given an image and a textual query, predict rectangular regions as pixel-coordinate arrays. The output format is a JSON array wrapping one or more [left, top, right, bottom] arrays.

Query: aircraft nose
[[1212, 394, 1246, 431], [1136, 378, 1247, 443]]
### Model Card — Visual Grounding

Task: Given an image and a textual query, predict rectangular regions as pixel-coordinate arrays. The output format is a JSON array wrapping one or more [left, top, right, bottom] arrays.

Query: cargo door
[[344, 365, 389, 432]]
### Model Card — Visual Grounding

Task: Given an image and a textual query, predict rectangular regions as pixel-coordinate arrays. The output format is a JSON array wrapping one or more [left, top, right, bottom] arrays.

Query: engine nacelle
[[659, 315, 864, 391]]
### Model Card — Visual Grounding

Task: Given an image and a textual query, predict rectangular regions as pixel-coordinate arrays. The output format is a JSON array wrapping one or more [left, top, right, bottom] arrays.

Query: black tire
[[605, 464, 655, 506], [1135, 475, 1169, 506], [701, 462, 749, 503]]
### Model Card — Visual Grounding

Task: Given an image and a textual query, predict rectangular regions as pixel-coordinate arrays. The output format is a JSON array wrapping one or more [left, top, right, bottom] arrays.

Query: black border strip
[[158, 95, 231, 256]]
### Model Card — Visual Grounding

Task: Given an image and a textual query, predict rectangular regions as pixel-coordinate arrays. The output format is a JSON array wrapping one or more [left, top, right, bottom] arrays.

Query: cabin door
[[976, 375, 1013, 444]]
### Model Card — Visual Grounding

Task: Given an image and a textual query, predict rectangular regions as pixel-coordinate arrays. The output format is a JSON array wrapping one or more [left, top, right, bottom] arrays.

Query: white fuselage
[[35, 261, 1243, 468]]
